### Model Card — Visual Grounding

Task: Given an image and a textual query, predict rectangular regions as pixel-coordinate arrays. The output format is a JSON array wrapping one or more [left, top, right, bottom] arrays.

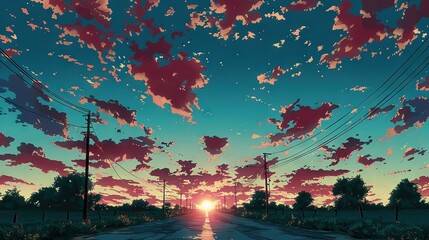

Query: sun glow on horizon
[[199, 200, 214, 211]]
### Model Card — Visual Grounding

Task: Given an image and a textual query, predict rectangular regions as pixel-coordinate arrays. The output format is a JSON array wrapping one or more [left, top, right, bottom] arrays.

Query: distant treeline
[[0, 173, 179, 211]]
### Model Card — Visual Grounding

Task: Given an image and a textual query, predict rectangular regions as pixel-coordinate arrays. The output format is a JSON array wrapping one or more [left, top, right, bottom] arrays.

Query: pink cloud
[[80, 95, 138, 126], [128, 38, 208, 122], [0, 143, 73, 176], [186, 0, 263, 40], [413, 176, 429, 198], [383, 96, 429, 139], [321, 137, 372, 166], [278, 168, 349, 197], [368, 104, 395, 119], [356, 154, 385, 167], [201, 136, 229, 158], [264, 99, 338, 146], [0, 132, 14, 147], [54, 133, 158, 172], [403, 147, 426, 161], [257, 66, 286, 85], [96, 176, 146, 198], [0, 175, 35, 186], [0, 74, 69, 138], [416, 77, 429, 91], [283, 0, 322, 12], [320, 0, 388, 68]]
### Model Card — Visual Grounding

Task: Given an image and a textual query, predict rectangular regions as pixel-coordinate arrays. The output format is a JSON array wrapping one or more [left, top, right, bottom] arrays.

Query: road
[[74, 210, 352, 240]]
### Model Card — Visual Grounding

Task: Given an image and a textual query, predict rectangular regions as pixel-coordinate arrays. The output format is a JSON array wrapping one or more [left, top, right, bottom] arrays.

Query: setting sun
[[200, 200, 213, 211]]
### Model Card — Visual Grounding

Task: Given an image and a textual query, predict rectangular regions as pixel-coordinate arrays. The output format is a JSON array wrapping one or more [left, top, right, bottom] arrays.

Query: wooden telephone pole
[[234, 182, 237, 208], [82, 112, 91, 222], [263, 153, 271, 217], [162, 180, 166, 213]]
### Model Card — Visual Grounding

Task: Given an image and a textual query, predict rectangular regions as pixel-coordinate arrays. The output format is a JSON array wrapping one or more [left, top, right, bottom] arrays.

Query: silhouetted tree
[[293, 191, 313, 218], [28, 187, 57, 209], [46, 173, 101, 210], [277, 204, 288, 215], [333, 175, 368, 209], [131, 199, 150, 210], [247, 190, 267, 209], [389, 179, 422, 208], [0, 188, 26, 210], [269, 202, 277, 214]]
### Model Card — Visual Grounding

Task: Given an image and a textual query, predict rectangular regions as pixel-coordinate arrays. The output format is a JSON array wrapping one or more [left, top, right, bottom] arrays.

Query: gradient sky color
[[0, 0, 428, 208]]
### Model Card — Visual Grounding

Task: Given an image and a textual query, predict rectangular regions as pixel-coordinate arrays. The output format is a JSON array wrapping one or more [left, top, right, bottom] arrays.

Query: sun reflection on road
[[196, 210, 215, 240]]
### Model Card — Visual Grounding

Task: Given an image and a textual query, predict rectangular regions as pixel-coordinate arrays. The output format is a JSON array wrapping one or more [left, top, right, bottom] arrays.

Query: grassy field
[[234, 208, 429, 239], [264, 208, 429, 225], [0, 209, 166, 225], [0, 209, 185, 239]]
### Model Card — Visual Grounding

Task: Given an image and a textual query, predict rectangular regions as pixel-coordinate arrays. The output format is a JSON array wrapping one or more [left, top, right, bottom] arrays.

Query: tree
[[389, 179, 422, 208], [247, 190, 267, 210], [53, 173, 98, 210], [28, 187, 57, 209], [333, 175, 368, 209], [131, 199, 149, 210], [1, 188, 26, 210], [293, 191, 313, 218]]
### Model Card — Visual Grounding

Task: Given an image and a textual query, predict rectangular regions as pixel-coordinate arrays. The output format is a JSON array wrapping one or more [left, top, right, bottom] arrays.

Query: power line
[[272, 48, 429, 169], [267, 37, 429, 156], [0, 48, 89, 114], [0, 95, 85, 128], [90, 123, 142, 181]]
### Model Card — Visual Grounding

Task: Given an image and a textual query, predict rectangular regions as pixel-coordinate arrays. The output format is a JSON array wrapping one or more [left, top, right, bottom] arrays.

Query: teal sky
[[0, 0, 428, 207]]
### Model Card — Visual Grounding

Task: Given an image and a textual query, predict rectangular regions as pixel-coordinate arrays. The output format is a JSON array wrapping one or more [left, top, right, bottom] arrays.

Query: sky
[[0, 0, 428, 208]]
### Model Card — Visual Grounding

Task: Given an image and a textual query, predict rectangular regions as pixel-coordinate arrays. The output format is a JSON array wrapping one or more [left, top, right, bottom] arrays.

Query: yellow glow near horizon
[[200, 200, 213, 211]]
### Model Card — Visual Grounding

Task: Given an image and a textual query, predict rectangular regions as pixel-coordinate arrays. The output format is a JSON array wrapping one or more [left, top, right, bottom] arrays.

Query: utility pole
[[263, 153, 271, 217], [186, 197, 188, 209], [224, 195, 226, 209], [234, 181, 237, 208], [82, 111, 91, 222], [162, 180, 166, 213], [180, 193, 183, 209]]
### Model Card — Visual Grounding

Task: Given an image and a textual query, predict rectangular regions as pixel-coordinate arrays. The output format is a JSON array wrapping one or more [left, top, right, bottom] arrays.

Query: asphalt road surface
[[74, 210, 352, 240]]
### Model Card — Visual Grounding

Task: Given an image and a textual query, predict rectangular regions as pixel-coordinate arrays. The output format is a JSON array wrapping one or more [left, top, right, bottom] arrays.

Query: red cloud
[[320, 0, 388, 69], [0, 143, 73, 176], [0, 74, 69, 138], [257, 66, 286, 85], [416, 77, 429, 91], [0, 175, 35, 186], [283, 0, 322, 12], [80, 95, 138, 126], [321, 137, 372, 166], [368, 104, 395, 119], [0, 133, 14, 147], [150, 160, 233, 199], [235, 155, 278, 180], [96, 176, 145, 198], [60, 21, 116, 63], [186, 0, 264, 40], [264, 99, 338, 146], [99, 194, 129, 205], [413, 176, 429, 197], [279, 168, 349, 197], [201, 136, 228, 158], [383, 96, 429, 139], [356, 154, 385, 167], [68, 0, 112, 28], [403, 147, 426, 161], [395, 0, 429, 49], [128, 38, 208, 122], [54, 134, 158, 172]]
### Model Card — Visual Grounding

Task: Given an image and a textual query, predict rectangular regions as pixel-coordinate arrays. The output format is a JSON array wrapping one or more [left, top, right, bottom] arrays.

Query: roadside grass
[[0, 210, 186, 240], [234, 209, 429, 239]]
